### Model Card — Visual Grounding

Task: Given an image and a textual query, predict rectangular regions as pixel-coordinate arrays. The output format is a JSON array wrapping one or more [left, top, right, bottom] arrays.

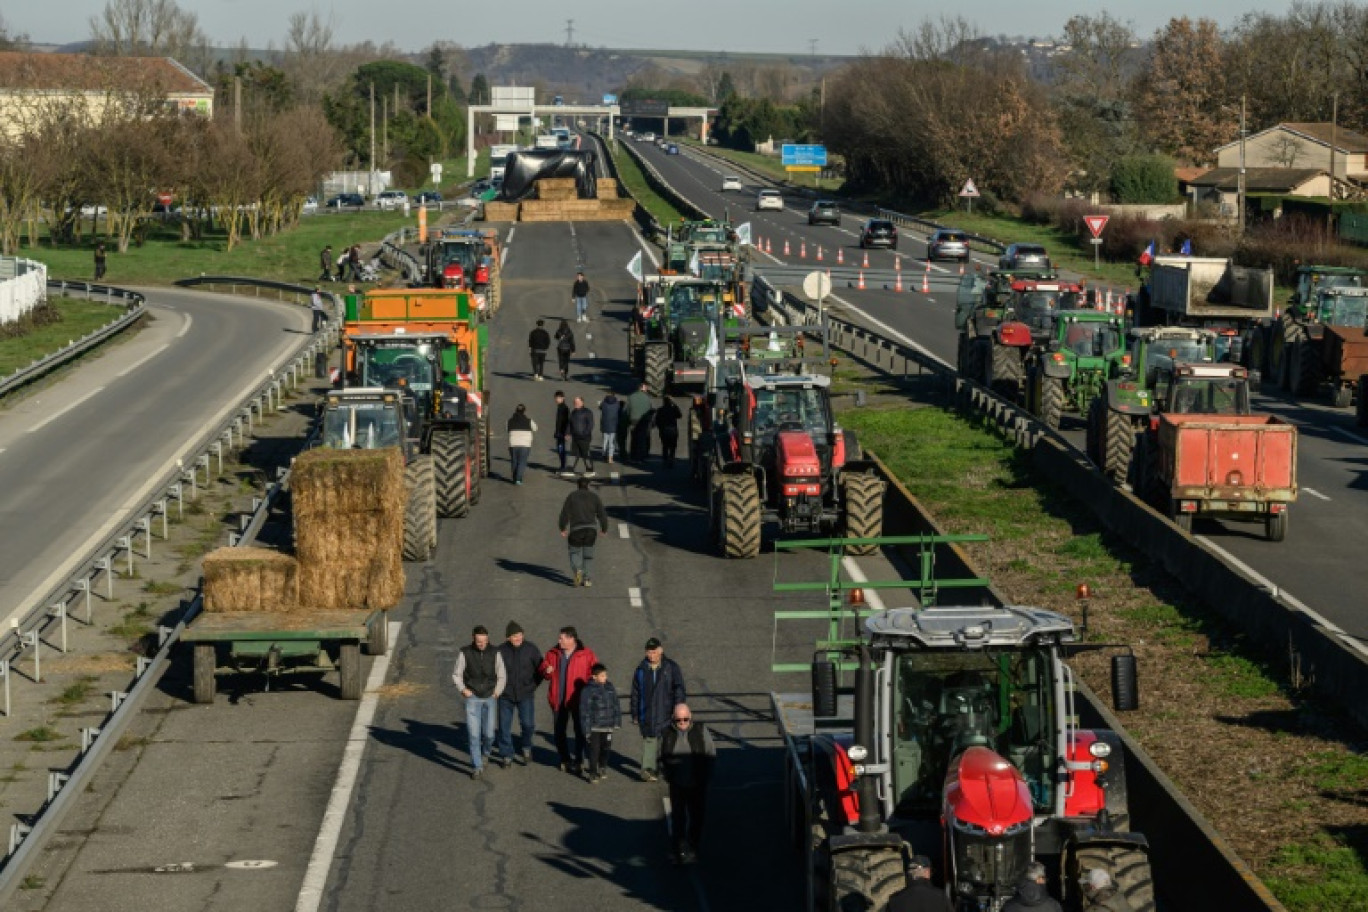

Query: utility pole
[[369, 82, 376, 193], [1237, 95, 1246, 232], [565, 19, 575, 47], [382, 96, 388, 166], [1331, 92, 1339, 200], [233, 75, 241, 134], [808, 39, 818, 57]]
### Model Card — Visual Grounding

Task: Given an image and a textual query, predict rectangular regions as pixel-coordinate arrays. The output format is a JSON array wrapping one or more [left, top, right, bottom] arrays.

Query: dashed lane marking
[[116, 343, 170, 378], [619, 524, 630, 539], [628, 587, 644, 607], [1332, 426, 1368, 446], [1303, 487, 1331, 501]]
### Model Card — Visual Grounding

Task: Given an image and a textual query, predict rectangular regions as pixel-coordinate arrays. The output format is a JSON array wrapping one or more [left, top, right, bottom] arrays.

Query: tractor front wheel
[[645, 344, 669, 397], [403, 455, 437, 561], [1290, 339, 1321, 397], [1069, 844, 1156, 912], [717, 474, 762, 559], [842, 473, 886, 556], [829, 847, 907, 912]]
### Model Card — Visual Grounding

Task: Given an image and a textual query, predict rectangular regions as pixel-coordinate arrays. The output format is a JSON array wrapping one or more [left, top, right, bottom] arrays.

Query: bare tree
[[283, 8, 351, 107], [89, 0, 208, 63], [0, 134, 43, 254], [0, 11, 29, 50], [1265, 134, 1308, 168]]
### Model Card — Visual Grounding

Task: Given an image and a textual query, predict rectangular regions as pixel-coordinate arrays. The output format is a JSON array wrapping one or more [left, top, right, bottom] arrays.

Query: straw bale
[[596, 178, 618, 199], [298, 553, 404, 610], [294, 512, 403, 566], [536, 188, 579, 202], [536, 177, 577, 191], [202, 546, 300, 613], [482, 202, 520, 221], [292, 448, 405, 522]]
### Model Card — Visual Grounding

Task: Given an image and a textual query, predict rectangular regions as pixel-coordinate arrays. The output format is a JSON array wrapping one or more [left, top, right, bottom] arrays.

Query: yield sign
[[958, 178, 980, 198], [1084, 215, 1110, 238]]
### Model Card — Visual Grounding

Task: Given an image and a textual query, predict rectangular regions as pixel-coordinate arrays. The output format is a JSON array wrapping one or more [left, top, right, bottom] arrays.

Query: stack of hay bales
[[536, 178, 579, 201], [482, 201, 520, 221], [485, 176, 640, 223], [203, 547, 300, 613], [595, 178, 619, 199]]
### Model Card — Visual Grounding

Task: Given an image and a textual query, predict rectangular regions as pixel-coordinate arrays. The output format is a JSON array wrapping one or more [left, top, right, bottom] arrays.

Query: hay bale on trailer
[[202, 547, 299, 613]]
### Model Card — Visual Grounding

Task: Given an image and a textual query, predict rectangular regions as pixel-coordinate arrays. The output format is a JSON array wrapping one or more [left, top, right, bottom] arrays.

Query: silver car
[[999, 243, 1050, 270], [927, 229, 970, 262]]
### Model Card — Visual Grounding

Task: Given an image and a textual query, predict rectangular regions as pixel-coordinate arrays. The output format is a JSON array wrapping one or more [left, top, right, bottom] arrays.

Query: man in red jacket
[[539, 626, 598, 773]]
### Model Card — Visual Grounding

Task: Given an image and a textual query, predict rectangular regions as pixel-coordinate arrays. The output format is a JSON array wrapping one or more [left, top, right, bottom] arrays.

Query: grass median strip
[[838, 403, 1368, 911], [608, 140, 684, 225], [0, 298, 135, 379]]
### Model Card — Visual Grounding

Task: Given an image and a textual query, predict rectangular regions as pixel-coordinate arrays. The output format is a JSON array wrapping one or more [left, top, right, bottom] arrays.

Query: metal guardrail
[[0, 282, 145, 399], [587, 132, 660, 242]]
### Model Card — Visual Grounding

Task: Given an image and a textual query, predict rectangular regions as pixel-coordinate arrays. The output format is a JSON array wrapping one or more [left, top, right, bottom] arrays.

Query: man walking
[[630, 637, 686, 782], [538, 626, 598, 773], [659, 703, 715, 864], [319, 244, 335, 282], [654, 396, 683, 468], [495, 621, 541, 766], [888, 855, 954, 912], [528, 319, 551, 381], [453, 626, 506, 780], [93, 241, 107, 281], [558, 478, 608, 587], [569, 396, 596, 476], [553, 391, 571, 475], [599, 391, 622, 465], [506, 404, 536, 485], [625, 382, 653, 462], [309, 286, 328, 332], [554, 319, 576, 381], [572, 270, 591, 322]]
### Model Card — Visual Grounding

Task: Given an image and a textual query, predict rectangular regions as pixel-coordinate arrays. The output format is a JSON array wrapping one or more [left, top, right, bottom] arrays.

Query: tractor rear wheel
[[987, 342, 1024, 400], [403, 455, 437, 561], [829, 847, 907, 912], [1266, 510, 1288, 542], [1039, 375, 1064, 430], [644, 344, 670, 396], [1290, 339, 1321, 397], [1070, 844, 1156, 912], [1102, 408, 1138, 485], [965, 337, 987, 385], [431, 431, 470, 519], [717, 474, 762, 559], [842, 473, 886, 556]]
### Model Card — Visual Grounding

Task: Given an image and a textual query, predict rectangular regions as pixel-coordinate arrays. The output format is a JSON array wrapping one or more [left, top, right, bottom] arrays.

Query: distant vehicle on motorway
[[859, 219, 898, 250], [666, 143, 679, 154], [927, 228, 970, 261], [412, 190, 444, 205], [999, 242, 1050, 269], [807, 200, 841, 226], [756, 189, 784, 211], [301, 196, 319, 215], [721, 175, 743, 192], [638, 132, 655, 142], [325, 193, 365, 209], [375, 190, 408, 210]]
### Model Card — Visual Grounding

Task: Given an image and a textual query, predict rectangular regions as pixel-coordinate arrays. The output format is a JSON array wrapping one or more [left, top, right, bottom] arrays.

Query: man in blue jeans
[[572, 271, 591, 322], [453, 626, 506, 780], [495, 621, 542, 766]]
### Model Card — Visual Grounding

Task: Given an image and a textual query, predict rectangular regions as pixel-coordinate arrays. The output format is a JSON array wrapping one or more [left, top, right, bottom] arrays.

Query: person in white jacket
[[506, 404, 537, 485]]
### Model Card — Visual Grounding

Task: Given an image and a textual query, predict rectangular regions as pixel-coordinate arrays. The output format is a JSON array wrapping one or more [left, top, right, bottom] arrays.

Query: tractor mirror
[[1111, 654, 1139, 712], [811, 658, 838, 718]]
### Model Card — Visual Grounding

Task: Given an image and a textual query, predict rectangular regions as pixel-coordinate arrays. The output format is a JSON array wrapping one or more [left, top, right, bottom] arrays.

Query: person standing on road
[[553, 390, 570, 475], [506, 404, 536, 485], [888, 855, 954, 912], [309, 287, 327, 332], [1001, 860, 1063, 912], [1080, 869, 1133, 912], [654, 396, 683, 468], [572, 271, 591, 322], [558, 477, 608, 587], [348, 244, 362, 281], [689, 394, 712, 480], [625, 382, 653, 463], [319, 245, 335, 282], [578, 662, 621, 782], [453, 625, 506, 780], [554, 319, 576, 381], [495, 621, 541, 766], [599, 391, 622, 465], [659, 703, 715, 865], [528, 319, 551, 381], [630, 637, 686, 782], [93, 241, 107, 281], [569, 396, 596, 476], [539, 626, 599, 773]]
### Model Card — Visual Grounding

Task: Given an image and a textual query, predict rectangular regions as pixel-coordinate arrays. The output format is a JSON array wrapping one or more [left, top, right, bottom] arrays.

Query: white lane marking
[[115, 343, 170, 378], [841, 557, 888, 611], [502, 249, 513, 271], [506, 226, 517, 245], [619, 524, 630, 539], [176, 313, 194, 339], [1302, 487, 1331, 501], [295, 621, 402, 912], [628, 587, 644, 608], [610, 471, 621, 484], [27, 386, 105, 434], [1196, 539, 1368, 657], [825, 292, 950, 368], [1332, 426, 1368, 445]]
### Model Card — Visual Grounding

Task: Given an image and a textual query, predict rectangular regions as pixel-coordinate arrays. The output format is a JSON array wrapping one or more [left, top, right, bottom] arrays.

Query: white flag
[[735, 222, 752, 246], [705, 321, 719, 367], [626, 250, 643, 282], [688, 251, 700, 276]]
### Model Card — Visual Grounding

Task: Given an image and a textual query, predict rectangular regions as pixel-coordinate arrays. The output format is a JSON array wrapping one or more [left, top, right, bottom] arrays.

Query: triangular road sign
[[958, 179, 980, 198], [1084, 215, 1110, 238]]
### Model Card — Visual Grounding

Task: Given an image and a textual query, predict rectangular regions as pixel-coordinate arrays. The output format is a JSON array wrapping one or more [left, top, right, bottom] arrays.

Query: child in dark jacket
[[578, 663, 621, 782]]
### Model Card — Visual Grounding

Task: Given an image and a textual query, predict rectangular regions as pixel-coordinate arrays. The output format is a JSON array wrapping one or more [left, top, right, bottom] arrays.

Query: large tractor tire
[[986, 342, 1024, 401], [644, 344, 670, 397], [431, 431, 471, 519], [1069, 844, 1156, 912], [1130, 436, 1163, 507], [842, 473, 885, 556], [1102, 408, 1139, 485], [964, 337, 987, 385], [1039, 375, 1065, 431], [829, 846, 907, 912], [403, 455, 437, 562], [716, 474, 762, 559], [1289, 338, 1321, 397]]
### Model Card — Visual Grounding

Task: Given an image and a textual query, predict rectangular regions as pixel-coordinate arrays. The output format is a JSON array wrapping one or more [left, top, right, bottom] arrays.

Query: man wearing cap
[[453, 626, 506, 780], [887, 854, 953, 912], [1080, 868, 1133, 912], [630, 638, 686, 781], [495, 621, 542, 766], [1002, 860, 1063, 912]]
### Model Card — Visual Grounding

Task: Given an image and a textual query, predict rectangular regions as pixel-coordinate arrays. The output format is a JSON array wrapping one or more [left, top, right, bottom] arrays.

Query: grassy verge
[[0, 298, 132, 376], [608, 139, 684, 225], [838, 403, 1368, 911], [676, 137, 843, 192]]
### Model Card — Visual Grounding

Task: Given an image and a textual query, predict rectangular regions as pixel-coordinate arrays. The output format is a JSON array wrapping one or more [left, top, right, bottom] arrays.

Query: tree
[[1133, 18, 1236, 163], [88, 0, 207, 63], [1051, 13, 1141, 195], [0, 12, 28, 50], [469, 74, 490, 105], [1265, 134, 1308, 168], [717, 71, 736, 102], [1109, 154, 1179, 203]]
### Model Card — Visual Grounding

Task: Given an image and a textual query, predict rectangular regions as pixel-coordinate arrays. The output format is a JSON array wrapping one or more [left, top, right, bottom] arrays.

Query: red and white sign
[[1084, 215, 1110, 239], [958, 179, 980, 199]]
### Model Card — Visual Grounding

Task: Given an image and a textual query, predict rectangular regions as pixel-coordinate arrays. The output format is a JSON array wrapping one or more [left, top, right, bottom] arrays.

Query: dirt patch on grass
[[43, 652, 136, 675]]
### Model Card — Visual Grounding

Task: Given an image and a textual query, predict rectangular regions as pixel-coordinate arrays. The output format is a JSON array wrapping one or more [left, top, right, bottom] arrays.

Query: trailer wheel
[[1290, 339, 1321, 397], [192, 644, 216, 705], [403, 455, 437, 561], [431, 431, 470, 519], [338, 643, 362, 700], [842, 473, 885, 556], [1170, 500, 1193, 534], [1332, 384, 1353, 409], [987, 342, 1023, 400], [1070, 844, 1156, 912], [718, 474, 762, 559], [830, 846, 907, 912], [1039, 375, 1065, 431], [1266, 511, 1288, 543], [645, 344, 669, 397], [367, 614, 389, 656]]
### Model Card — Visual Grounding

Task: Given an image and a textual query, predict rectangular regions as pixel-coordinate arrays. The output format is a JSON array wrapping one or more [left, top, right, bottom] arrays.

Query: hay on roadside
[[202, 546, 299, 613]]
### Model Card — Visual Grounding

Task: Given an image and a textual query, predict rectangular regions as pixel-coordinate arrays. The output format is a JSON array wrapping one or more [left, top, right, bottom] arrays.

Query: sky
[[6, 0, 1281, 55]]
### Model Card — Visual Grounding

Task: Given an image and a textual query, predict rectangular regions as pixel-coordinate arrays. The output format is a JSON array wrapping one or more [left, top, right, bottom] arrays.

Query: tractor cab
[[1290, 265, 1367, 312], [319, 389, 410, 453], [425, 235, 490, 290], [1153, 363, 1252, 416], [1008, 280, 1085, 339], [1308, 285, 1368, 328]]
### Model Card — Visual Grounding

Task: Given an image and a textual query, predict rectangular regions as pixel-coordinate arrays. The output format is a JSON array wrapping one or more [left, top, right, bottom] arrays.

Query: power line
[[808, 38, 818, 57], [565, 19, 575, 47]]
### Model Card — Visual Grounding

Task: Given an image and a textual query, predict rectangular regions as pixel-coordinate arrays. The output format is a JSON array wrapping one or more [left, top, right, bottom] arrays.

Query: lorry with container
[[1132, 256, 1274, 367]]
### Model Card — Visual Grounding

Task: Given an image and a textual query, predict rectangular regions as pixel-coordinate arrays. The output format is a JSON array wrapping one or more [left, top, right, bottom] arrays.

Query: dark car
[[999, 242, 1050, 270], [927, 228, 970, 261], [325, 193, 365, 209], [808, 200, 841, 226], [666, 143, 680, 155], [413, 190, 445, 205], [859, 219, 898, 250]]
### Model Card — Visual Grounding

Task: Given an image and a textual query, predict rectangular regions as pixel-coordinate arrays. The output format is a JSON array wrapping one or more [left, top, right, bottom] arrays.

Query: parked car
[[666, 143, 680, 155], [325, 193, 365, 209], [721, 175, 743, 192], [807, 200, 841, 226], [375, 189, 408, 210], [999, 242, 1050, 270], [927, 228, 970, 261], [756, 189, 784, 212], [412, 190, 444, 205], [859, 219, 898, 250], [300, 196, 319, 216]]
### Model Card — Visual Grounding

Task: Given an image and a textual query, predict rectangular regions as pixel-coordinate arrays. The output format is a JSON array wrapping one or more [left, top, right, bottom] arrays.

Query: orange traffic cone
[[800, 241, 807, 259], [958, 261, 965, 275], [921, 271, 930, 294], [862, 250, 870, 268], [837, 248, 845, 265], [924, 257, 930, 272], [894, 272, 903, 292], [817, 246, 824, 261], [894, 255, 901, 272], [764, 237, 771, 254], [857, 270, 867, 290], [784, 239, 791, 256]]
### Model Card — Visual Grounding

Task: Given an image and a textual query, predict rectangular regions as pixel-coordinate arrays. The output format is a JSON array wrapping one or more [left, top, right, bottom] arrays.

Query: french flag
[[1137, 240, 1156, 267]]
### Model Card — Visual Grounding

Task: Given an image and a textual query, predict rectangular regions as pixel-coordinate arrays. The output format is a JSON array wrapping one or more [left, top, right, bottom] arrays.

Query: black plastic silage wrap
[[498, 150, 599, 202]]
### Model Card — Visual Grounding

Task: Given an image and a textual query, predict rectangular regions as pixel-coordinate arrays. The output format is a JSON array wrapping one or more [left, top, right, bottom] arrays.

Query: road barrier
[[0, 281, 145, 399]]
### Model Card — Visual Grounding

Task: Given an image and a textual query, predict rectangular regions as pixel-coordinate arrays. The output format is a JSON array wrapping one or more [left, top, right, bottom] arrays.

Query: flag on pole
[[688, 251, 700, 276], [735, 222, 752, 246], [704, 322, 720, 371], [626, 250, 643, 282], [1137, 240, 1155, 267], [1180, 238, 1192, 256]]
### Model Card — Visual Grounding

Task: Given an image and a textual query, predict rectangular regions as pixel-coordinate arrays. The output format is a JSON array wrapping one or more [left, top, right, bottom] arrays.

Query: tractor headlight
[[847, 744, 868, 763], [1088, 741, 1112, 759]]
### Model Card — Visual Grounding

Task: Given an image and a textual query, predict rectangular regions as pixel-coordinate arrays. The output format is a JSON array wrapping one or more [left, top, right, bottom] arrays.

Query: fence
[[1339, 210, 1368, 246], [0, 257, 47, 324]]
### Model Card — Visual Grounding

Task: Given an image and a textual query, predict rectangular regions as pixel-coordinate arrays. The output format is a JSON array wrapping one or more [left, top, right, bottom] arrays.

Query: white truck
[[488, 144, 519, 182], [1137, 256, 1275, 366]]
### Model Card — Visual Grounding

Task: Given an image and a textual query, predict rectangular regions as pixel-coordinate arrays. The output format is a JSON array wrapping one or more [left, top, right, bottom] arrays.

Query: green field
[[0, 298, 132, 377]]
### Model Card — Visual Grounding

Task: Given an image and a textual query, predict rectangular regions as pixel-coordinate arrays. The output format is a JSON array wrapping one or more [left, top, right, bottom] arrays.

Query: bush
[[1235, 215, 1368, 283], [1109, 154, 1179, 204]]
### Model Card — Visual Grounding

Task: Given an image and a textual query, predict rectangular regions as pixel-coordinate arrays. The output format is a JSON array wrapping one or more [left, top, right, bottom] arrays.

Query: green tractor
[[955, 271, 1084, 400], [1023, 310, 1126, 431], [635, 277, 742, 395], [1276, 282, 1368, 406], [1264, 265, 1368, 391]]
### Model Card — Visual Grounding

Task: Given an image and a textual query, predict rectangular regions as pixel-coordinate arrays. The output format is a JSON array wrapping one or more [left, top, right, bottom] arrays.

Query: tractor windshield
[[1167, 376, 1249, 415], [1139, 339, 1211, 381], [1320, 292, 1368, 327], [358, 347, 437, 392], [322, 403, 403, 450], [437, 242, 478, 273], [1017, 291, 1061, 315], [669, 286, 720, 323], [1059, 322, 1121, 358], [693, 227, 728, 243], [752, 386, 828, 439], [892, 648, 1057, 816]]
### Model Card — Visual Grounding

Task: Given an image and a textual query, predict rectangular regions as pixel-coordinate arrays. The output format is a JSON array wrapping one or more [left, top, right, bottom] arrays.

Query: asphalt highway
[[636, 139, 1368, 646]]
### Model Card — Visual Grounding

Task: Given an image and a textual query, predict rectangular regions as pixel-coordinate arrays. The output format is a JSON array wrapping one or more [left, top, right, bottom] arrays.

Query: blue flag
[[1180, 239, 1192, 256]]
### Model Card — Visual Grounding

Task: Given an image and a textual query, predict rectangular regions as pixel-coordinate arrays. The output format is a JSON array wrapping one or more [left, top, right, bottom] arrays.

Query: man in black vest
[[453, 626, 507, 779], [659, 702, 716, 864], [495, 621, 542, 766]]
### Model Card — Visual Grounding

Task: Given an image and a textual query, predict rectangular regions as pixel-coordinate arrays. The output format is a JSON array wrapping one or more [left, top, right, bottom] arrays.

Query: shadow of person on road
[[366, 716, 467, 774], [495, 557, 574, 587], [522, 802, 676, 905]]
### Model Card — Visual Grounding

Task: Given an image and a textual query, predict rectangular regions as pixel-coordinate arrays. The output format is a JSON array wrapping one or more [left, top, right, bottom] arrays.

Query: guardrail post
[[48, 602, 68, 653], [118, 535, 134, 577], [137, 517, 152, 558], [228, 532, 240, 547], [47, 772, 70, 803], [9, 823, 31, 854], [198, 453, 211, 485], [0, 660, 9, 717], [81, 727, 100, 752], [19, 628, 40, 682], [212, 441, 223, 475], [183, 468, 197, 501], [109, 690, 127, 712], [75, 578, 92, 622], [96, 556, 113, 599]]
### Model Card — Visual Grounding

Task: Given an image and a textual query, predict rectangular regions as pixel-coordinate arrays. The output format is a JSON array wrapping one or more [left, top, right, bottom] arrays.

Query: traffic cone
[[862, 250, 870, 268], [924, 257, 931, 273], [817, 246, 824, 261], [894, 255, 901, 272], [958, 261, 965, 275], [837, 248, 845, 264], [857, 270, 867, 290], [800, 241, 807, 259], [895, 272, 903, 292], [765, 237, 772, 254], [784, 239, 791, 256], [920, 271, 930, 294]]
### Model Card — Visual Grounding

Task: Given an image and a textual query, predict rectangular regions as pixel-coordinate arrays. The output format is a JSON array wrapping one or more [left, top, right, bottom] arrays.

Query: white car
[[721, 176, 743, 192], [639, 131, 655, 142], [756, 189, 784, 211], [300, 196, 319, 216], [375, 190, 408, 210]]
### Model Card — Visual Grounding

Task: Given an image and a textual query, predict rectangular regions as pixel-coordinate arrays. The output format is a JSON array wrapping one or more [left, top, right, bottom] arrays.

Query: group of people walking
[[452, 625, 714, 863], [318, 243, 365, 282]]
